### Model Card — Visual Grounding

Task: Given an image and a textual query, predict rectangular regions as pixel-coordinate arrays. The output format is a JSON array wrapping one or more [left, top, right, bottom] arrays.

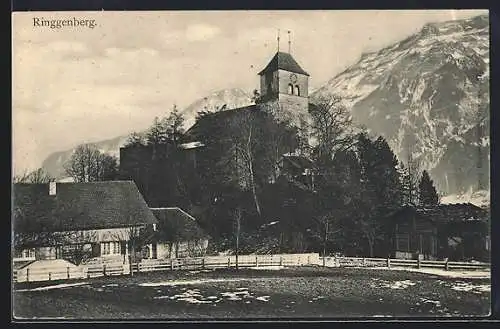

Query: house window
[[101, 242, 121, 256], [16, 248, 36, 259], [288, 84, 294, 94], [295, 85, 300, 96]]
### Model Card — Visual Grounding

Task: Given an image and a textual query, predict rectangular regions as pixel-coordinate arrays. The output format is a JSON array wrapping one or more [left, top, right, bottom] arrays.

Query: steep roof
[[184, 105, 258, 142], [391, 203, 489, 224], [13, 181, 158, 233], [150, 207, 208, 241], [258, 51, 309, 76], [283, 154, 314, 169]]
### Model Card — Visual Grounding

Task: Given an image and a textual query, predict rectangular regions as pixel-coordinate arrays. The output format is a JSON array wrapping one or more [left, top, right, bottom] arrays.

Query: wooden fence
[[13, 254, 490, 283], [14, 266, 84, 283], [321, 256, 491, 271], [13, 253, 319, 283]]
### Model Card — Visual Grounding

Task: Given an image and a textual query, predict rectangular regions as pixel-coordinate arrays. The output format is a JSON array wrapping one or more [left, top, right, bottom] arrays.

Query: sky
[[12, 9, 487, 175]]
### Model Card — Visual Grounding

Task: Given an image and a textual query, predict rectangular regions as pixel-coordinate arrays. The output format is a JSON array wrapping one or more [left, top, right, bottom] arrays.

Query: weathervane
[[277, 28, 280, 52], [288, 30, 291, 53]]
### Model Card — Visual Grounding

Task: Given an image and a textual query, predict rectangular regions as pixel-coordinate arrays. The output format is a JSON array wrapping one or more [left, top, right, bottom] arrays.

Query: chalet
[[149, 207, 209, 258], [13, 181, 159, 265], [278, 153, 315, 188], [389, 203, 490, 261]]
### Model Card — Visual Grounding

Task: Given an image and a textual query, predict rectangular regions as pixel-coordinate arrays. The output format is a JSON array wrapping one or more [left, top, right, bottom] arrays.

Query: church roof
[[258, 51, 309, 76]]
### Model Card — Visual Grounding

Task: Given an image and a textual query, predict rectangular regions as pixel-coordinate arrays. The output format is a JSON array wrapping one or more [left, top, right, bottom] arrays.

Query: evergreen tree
[[162, 104, 185, 145], [355, 133, 403, 257], [124, 131, 144, 147], [145, 117, 167, 146], [418, 170, 439, 207]]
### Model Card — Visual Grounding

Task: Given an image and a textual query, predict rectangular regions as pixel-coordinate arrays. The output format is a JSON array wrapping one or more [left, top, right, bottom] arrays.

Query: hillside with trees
[[119, 96, 442, 258]]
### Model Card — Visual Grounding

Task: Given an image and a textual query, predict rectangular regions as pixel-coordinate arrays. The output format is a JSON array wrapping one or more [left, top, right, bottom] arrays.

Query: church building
[[184, 50, 315, 151], [182, 50, 317, 192], [119, 49, 317, 211]]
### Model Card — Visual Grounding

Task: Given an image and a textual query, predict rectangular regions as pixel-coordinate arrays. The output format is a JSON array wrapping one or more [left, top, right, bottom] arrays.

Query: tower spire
[[288, 30, 291, 53], [277, 28, 280, 52]]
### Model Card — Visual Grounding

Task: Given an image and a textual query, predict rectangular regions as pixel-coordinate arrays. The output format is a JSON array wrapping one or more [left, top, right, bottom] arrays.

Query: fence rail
[[322, 256, 490, 271], [12, 254, 489, 283], [13, 253, 319, 283]]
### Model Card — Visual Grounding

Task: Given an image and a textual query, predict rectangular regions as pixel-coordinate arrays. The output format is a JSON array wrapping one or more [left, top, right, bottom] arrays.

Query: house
[[388, 203, 490, 261], [13, 181, 159, 265], [278, 153, 315, 188], [149, 207, 209, 258]]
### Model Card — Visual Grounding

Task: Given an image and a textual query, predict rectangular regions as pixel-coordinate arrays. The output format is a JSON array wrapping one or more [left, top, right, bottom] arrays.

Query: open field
[[13, 267, 490, 319]]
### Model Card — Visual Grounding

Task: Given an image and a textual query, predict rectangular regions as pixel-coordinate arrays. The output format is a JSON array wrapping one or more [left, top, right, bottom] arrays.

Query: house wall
[[22, 226, 148, 262], [156, 239, 209, 259], [394, 215, 438, 260]]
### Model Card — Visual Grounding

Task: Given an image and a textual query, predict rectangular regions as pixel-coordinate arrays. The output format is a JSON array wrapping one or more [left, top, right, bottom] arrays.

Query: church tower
[[257, 51, 310, 125]]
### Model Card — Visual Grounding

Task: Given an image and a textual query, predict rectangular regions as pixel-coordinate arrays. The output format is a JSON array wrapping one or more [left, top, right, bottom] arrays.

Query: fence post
[[255, 256, 258, 267], [67, 266, 70, 279], [280, 256, 283, 266], [417, 257, 421, 269], [307, 255, 311, 265], [48, 272, 52, 281], [103, 264, 107, 276], [202, 258, 205, 270], [445, 260, 449, 271], [227, 257, 231, 268], [387, 257, 391, 268], [26, 268, 30, 283], [362, 258, 366, 267], [170, 258, 174, 270]]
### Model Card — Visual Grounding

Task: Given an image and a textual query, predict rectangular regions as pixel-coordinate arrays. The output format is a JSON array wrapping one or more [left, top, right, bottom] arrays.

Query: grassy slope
[[13, 267, 490, 319]]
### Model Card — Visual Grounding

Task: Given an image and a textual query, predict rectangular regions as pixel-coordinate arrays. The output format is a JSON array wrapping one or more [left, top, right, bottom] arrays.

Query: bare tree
[[14, 168, 54, 183], [233, 206, 242, 270], [230, 111, 261, 216], [110, 223, 155, 275], [309, 94, 355, 163], [64, 145, 118, 182], [53, 230, 99, 265], [186, 239, 207, 258]]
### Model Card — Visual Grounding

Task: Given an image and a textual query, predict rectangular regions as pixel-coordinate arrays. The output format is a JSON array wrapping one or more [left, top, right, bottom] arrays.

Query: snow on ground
[[151, 286, 272, 304], [440, 189, 490, 208], [419, 297, 441, 307], [450, 282, 490, 294], [139, 278, 258, 287], [16, 282, 89, 292], [249, 266, 284, 270], [370, 266, 490, 279], [255, 295, 270, 302], [370, 278, 418, 290]]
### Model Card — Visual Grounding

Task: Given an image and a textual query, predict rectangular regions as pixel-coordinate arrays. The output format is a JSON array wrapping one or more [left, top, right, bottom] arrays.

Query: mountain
[[181, 88, 253, 128], [42, 15, 490, 198], [440, 189, 490, 209], [41, 88, 253, 179], [42, 135, 130, 179], [312, 14, 489, 196]]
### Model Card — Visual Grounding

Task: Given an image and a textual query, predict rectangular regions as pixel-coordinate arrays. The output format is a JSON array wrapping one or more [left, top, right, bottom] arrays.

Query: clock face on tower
[[290, 73, 298, 83]]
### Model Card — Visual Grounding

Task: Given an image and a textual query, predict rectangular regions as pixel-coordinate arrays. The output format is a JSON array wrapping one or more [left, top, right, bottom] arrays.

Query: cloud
[[185, 23, 221, 41], [104, 47, 159, 59]]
